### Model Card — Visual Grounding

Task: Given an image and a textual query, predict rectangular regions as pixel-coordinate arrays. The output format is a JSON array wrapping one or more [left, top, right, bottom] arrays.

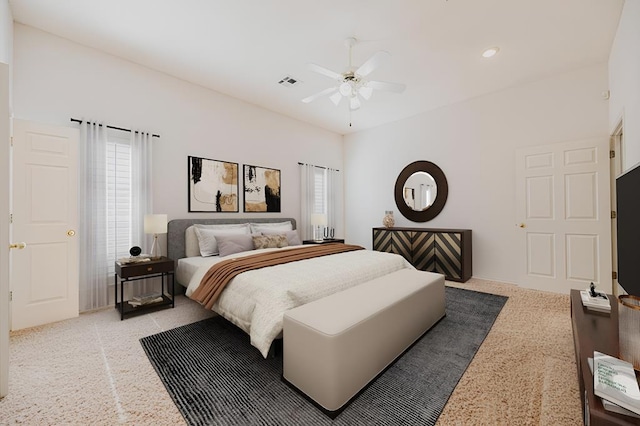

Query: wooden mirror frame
[[394, 161, 448, 222]]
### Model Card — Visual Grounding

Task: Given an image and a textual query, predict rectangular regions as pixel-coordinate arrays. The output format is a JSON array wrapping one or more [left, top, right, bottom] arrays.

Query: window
[[313, 167, 327, 215], [106, 132, 132, 275], [300, 163, 339, 241], [79, 122, 154, 312]]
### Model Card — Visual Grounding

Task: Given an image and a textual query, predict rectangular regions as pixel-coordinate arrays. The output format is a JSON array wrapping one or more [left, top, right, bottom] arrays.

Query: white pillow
[[261, 229, 302, 246], [185, 223, 250, 257], [249, 221, 293, 234], [193, 226, 250, 256], [194, 223, 249, 230]]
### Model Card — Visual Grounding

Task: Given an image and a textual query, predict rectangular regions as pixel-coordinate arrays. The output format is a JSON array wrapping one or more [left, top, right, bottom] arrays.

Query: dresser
[[372, 227, 472, 282], [570, 290, 640, 425]]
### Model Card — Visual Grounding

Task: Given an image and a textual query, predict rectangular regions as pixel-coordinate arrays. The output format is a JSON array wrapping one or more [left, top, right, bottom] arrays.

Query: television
[[615, 162, 640, 297]]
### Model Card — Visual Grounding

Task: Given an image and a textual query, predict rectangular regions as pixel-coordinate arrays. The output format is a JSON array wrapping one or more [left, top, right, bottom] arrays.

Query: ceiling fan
[[302, 37, 406, 111]]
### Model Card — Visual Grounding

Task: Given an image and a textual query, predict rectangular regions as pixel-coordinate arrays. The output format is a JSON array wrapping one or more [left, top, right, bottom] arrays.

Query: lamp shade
[[144, 214, 167, 234], [310, 213, 327, 226]]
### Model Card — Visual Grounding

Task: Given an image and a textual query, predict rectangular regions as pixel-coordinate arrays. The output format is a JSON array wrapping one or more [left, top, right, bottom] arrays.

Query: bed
[[167, 218, 415, 358]]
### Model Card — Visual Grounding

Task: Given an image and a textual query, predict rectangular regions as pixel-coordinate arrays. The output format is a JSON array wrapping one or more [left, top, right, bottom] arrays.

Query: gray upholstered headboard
[[167, 217, 297, 261]]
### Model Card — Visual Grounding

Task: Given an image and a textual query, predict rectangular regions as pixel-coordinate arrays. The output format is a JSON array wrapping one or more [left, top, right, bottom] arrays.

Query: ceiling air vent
[[278, 75, 300, 88]]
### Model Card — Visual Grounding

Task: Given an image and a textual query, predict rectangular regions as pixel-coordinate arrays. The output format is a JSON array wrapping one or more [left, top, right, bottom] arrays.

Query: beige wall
[[609, 0, 640, 170], [344, 63, 609, 284], [609, 1, 640, 295], [12, 24, 344, 244], [0, 0, 11, 64]]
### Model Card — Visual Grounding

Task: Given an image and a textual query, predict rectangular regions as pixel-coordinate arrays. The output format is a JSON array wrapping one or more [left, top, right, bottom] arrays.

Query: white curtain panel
[[130, 130, 154, 295], [131, 131, 153, 255], [299, 163, 315, 240], [326, 167, 339, 237], [299, 163, 340, 240], [79, 121, 109, 312]]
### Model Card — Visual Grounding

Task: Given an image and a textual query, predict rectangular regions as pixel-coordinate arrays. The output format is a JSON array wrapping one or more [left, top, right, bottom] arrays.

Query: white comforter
[[185, 247, 414, 357]]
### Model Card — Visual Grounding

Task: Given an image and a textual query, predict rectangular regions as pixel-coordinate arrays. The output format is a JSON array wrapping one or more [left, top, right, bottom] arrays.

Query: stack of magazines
[[580, 284, 611, 313], [589, 351, 640, 419]]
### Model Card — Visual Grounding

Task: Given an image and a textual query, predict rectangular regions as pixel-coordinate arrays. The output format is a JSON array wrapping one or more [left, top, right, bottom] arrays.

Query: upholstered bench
[[282, 268, 446, 417]]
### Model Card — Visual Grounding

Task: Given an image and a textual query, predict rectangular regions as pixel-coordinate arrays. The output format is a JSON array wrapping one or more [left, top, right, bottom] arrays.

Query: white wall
[[12, 24, 344, 242], [609, 0, 640, 170], [344, 64, 609, 284]]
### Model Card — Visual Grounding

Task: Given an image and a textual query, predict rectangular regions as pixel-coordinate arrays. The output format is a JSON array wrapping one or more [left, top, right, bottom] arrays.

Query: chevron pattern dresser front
[[372, 227, 472, 282]]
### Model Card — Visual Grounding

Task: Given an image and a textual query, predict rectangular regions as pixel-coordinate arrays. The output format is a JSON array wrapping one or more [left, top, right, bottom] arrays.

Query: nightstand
[[114, 256, 175, 320], [302, 239, 345, 245]]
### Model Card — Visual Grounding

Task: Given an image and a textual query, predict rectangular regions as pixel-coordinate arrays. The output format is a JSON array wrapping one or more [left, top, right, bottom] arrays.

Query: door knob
[[67, 230, 76, 237], [9, 242, 26, 249], [518, 223, 526, 228]]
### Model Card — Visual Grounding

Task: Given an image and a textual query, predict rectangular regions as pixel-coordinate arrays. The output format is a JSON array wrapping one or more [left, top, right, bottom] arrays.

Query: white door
[[11, 120, 79, 330], [0, 62, 10, 398], [516, 138, 611, 294]]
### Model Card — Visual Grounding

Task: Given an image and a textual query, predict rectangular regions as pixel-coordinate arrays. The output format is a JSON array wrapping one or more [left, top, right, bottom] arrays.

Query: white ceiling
[[9, 0, 625, 135]]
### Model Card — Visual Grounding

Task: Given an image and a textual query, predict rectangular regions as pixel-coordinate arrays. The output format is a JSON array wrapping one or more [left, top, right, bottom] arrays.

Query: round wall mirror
[[394, 161, 448, 222]]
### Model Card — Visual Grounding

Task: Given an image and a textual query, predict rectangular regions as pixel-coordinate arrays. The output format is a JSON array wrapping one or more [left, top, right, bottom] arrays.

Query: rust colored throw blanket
[[191, 243, 364, 309]]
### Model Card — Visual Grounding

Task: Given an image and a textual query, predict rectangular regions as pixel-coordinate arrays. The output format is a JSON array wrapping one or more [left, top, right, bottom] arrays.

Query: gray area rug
[[140, 287, 507, 425]]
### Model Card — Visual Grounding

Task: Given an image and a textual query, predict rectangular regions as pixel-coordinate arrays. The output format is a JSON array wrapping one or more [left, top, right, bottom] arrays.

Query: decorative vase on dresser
[[382, 211, 395, 228]]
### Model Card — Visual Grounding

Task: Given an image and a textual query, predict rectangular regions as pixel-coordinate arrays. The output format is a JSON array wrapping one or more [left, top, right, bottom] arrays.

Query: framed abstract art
[[243, 164, 281, 212], [188, 156, 238, 212]]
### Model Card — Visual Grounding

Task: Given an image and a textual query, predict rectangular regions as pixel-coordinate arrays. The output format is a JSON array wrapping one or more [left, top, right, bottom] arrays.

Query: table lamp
[[310, 213, 327, 241], [144, 214, 167, 260]]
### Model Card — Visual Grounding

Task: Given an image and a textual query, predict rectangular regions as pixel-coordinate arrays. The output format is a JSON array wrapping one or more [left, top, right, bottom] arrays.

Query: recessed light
[[482, 47, 500, 58]]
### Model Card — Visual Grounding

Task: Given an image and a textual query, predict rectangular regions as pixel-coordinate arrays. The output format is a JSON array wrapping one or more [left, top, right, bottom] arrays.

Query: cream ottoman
[[282, 268, 446, 417]]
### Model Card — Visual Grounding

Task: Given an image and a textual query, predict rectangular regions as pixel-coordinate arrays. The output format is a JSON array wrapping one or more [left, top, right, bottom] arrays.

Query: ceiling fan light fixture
[[303, 36, 405, 116], [358, 85, 373, 100], [482, 47, 500, 58], [350, 96, 361, 110], [339, 82, 353, 96], [329, 91, 342, 106]]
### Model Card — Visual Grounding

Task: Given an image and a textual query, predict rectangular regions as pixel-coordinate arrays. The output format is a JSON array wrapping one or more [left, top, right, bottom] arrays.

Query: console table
[[570, 290, 640, 425], [372, 227, 471, 282]]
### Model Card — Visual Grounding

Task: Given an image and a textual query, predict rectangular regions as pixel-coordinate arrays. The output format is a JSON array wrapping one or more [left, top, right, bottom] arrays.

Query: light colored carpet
[[439, 279, 581, 426], [0, 279, 581, 425]]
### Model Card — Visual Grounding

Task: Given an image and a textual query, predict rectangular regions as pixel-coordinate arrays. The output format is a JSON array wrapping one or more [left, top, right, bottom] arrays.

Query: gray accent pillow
[[216, 234, 255, 257]]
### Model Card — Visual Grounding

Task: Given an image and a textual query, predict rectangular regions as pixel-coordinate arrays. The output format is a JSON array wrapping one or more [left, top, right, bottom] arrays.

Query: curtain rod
[[298, 162, 340, 172], [70, 118, 160, 138]]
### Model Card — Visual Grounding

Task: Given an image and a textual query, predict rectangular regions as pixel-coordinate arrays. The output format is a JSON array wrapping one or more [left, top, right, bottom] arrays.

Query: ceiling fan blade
[[329, 91, 342, 106], [368, 80, 406, 93], [301, 87, 338, 104], [356, 51, 390, 77], [308, 63, 343, 80]]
